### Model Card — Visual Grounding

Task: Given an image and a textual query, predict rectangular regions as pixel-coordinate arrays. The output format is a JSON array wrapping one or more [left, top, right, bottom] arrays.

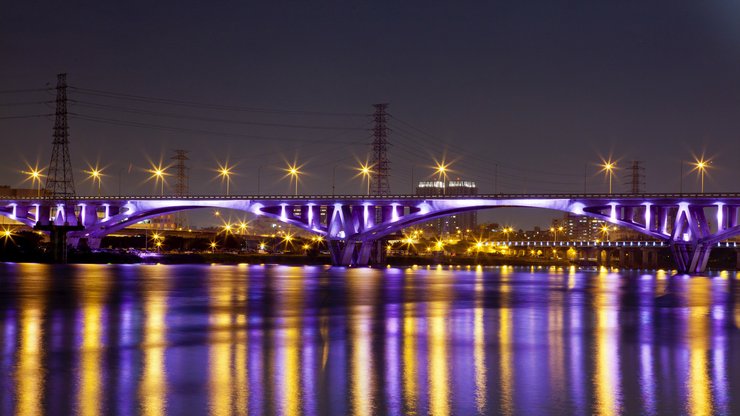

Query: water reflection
[[0, 263, 738, 415], [140, 266, 168, 416]]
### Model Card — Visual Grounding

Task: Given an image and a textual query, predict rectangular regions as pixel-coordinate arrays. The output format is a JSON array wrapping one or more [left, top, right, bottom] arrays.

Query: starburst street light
[[284, 163, 302, 196], [600, 225, 613, 242], [355, 162, 374, 195], [434, 160, 451, 194], [1, 227, 14, 245], [599, 159, 617, 194], [147, 163, 169, 196], [216, 162, 234, 196], [83, 165, 104, 196], [22, 165, 45, 197], [690, 157, 711, 193], [550, 225, 564, 242]]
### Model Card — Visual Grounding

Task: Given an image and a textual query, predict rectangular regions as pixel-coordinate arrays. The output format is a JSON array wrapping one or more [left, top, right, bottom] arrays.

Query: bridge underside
[[2, 195, 740, 273]]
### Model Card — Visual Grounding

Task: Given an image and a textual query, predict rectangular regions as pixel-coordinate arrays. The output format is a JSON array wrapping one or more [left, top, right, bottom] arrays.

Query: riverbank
[[83, 251, 573, 267]]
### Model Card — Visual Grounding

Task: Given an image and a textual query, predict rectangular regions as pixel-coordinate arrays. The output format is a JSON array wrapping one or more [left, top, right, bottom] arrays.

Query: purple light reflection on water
[[0, 264, 738, 414]]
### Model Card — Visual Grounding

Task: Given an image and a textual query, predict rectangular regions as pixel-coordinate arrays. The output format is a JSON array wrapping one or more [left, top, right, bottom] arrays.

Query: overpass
[[2, 192, 740, 272]]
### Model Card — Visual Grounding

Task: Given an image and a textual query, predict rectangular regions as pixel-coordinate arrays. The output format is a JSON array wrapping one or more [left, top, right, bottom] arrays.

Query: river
[[0, 263, 738, 415]]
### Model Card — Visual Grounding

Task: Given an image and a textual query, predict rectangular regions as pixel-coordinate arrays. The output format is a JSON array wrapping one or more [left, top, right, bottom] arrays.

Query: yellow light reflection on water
[[16, 264, 49, 416], [139, 269, 168, 416], [428, 270, 449, 416], [499, 271, 513, 416], [402, 274, 418, 413], [548, 269, 565, 403], [351, 308, 373, 416], [79, 265, 111, 416], [687, 278, 712, 416], [348, 269, 379, 416], [274, 271, 303, 416], [594, 271, 621, 416], [209, 267, 235, 416], [473, 267, 487, 413]]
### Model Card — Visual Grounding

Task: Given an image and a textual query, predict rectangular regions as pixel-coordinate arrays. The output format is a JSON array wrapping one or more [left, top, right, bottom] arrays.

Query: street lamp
[[600, 159, 617, 194], [147, 163, 168, 196], [550, 226, 564, 242], [503, 226, 513, 242], [601, 225, 612, 242], [691, 157, 711, 193], [285, 163, 301, 196], [84, 165, 104, 196], [217, 162, 233, 196], [435, 161, 450, 195], [23, 167, 45, 197], [356, 162, 374, 195]]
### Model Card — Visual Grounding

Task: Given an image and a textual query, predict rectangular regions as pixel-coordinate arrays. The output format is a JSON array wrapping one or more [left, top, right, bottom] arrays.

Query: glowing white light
[[716, 203, 725, 232]]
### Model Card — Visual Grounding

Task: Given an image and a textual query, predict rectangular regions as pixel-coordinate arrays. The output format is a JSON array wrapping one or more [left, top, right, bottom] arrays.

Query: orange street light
[[690, 157, 711, 193], [599, 159, 617, 194]]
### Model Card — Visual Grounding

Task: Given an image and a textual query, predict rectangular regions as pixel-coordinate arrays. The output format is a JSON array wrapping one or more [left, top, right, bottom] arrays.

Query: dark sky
[[2, 1, 740, 227]]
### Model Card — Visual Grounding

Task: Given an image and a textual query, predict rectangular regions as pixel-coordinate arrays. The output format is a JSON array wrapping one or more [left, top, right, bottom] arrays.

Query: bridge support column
[[670, 243, 711, 274], [641, 248, 657, 269]]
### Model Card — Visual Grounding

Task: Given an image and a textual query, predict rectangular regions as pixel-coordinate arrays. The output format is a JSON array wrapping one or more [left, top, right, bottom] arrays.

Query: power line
[[69, 113, 369, 144], [0, 114, 53, 120], [0, 88, 51, 94], [70, 100, 367, 131], [0, 101, 53, 107], [68, 86, 368, 117]]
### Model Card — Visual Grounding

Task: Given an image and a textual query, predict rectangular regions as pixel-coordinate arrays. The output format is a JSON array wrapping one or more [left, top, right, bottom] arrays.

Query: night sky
[[2, 1, 740, 227]]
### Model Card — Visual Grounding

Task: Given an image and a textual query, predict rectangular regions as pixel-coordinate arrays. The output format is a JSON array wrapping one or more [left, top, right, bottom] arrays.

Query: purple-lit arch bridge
[[2, 193, 740, 272]]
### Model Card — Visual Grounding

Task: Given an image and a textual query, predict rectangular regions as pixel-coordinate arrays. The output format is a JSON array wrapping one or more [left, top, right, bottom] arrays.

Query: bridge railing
[[5, 192, 740, 202]]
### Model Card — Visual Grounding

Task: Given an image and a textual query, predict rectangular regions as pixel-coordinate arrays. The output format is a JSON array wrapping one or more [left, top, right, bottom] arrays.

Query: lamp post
[[285, 163, 301, 196], [600, 159, 616, 194], [148, 164, 168, 196], [435, 161, 450, 195], [85, 166, 103, 196], [601, 225, 612, 242], [24, 167, 44, 197], [217, 163, 232, 196], [691, 157, 710, 193], [357, 163, 373, 196]]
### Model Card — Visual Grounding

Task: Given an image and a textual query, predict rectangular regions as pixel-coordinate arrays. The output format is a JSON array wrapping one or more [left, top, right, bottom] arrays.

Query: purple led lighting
[[609, 203, 617, 222], [643, 203, 652, 231], [716, 203, 724, 232], [280, 204, 288, 221]]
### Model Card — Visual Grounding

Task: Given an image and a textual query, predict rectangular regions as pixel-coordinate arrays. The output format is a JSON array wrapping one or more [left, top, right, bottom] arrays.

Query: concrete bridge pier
[[641, 248, 658, 269], [670, 243, 711, 274]]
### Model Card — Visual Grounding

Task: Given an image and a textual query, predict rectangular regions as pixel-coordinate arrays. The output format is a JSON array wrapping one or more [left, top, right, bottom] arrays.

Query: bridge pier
[[327, 238, 385, 267], [641, 248, 657, 269], [670, 243, 711, 274]]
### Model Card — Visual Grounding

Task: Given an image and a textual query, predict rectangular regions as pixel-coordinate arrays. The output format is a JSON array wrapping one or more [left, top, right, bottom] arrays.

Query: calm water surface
[[0, 263, 739, 415]]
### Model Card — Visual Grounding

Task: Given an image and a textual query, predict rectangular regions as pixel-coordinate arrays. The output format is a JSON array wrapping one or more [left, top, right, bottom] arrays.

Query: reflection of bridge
[[3, 192, 740, 272]]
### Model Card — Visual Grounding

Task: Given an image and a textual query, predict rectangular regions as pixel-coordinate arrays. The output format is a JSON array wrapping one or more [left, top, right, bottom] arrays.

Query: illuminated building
[[416, 179, 477, 236]]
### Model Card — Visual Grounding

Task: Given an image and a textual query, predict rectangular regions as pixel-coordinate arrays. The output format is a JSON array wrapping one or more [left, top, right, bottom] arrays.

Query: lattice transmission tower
[[171, 149, 190, 229], [624, 160, 646, 194], [370, 103, 391, 195], [171, 149, 189, 196], [45, 73, 76, 199]]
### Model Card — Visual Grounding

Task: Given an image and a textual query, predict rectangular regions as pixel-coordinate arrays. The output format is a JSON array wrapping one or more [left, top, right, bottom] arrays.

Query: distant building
[[562, 213, 607, 241], [416, 179, 477, 236], [0, 185, 38, 198]]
